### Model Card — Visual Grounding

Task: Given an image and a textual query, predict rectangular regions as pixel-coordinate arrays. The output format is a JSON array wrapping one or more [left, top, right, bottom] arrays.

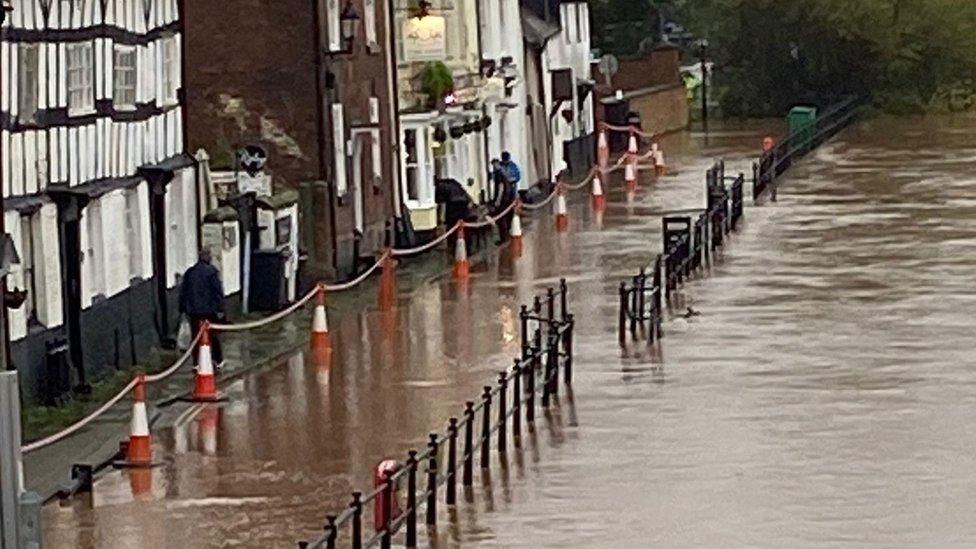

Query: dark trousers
[[190, 314, 223, 364], [493, 200, 516, 242]]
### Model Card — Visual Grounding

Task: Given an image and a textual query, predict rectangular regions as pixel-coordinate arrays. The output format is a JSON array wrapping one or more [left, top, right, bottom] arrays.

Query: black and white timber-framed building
[[1, 0, 198, 401]]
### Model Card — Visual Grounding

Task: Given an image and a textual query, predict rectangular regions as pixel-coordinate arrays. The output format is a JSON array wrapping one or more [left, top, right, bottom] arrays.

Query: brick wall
[[182, 0, 322, 187]]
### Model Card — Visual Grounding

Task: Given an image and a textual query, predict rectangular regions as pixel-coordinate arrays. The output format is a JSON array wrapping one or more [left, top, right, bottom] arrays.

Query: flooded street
[[43, 115, 976, 548]]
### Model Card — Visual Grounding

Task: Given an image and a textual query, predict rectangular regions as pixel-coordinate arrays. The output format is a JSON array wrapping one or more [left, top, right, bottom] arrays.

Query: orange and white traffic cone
[[627, 133, 638, 156], [116, 374, 154, 468], [378, 250, 397, 311], [625, 161, 637, 192], [555, 187, 569, 232], [196, 406, 219, 456], [591, 175, 606, 211], [653, 142, 667, 176], [310, 284, 331, 351], [190, 323, 224, 402], [509, 208, 524, 257], [453, 225, 470, 280], [597, 130, 609, 170]]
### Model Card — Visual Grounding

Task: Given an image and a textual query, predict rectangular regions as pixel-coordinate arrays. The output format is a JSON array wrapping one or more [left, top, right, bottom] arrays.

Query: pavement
[[22, 242, 483, 501]]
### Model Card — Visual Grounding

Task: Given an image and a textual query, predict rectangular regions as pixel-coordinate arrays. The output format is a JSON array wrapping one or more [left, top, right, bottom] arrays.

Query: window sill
[[115, 103, 137, 112], [68, 107, 96, 118]]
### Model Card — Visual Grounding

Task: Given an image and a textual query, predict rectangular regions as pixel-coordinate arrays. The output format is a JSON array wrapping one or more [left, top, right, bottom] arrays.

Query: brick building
[[182, 0, 399, 281]]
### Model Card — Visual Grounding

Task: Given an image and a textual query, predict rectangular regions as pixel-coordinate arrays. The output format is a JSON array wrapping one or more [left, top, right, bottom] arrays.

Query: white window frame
[[18, 213, 38, 325], [113, 44, 138, 110], [364, 0, 377, 48], [18, 44, 40, 123], [161, 36, 179, 106], [83, 200, 104, 302], [124, 187, 143, 279], [326, 0, 341, 52], [66, 42, 94, 116], [331, 104, 348, 196]]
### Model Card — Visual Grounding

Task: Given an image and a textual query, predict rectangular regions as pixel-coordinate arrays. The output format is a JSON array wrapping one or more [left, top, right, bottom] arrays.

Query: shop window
[[404, 129, 420, 201]]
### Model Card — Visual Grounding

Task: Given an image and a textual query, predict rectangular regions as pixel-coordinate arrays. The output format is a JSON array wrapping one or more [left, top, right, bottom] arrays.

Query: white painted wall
[[542, 1, 593, 177], [165, 167, 199, 288]]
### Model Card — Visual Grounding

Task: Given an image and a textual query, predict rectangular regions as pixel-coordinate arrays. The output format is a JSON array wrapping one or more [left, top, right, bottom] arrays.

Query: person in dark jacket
[[435, 178, 477, 252], [490, 159, 516, 244], [179, 249, 225, 365]]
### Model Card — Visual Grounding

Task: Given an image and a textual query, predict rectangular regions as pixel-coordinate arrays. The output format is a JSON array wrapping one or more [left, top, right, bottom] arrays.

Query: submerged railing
[[619, 161, 744, 344], [753, 95, 861, 202], [298, 282, 575, 549]]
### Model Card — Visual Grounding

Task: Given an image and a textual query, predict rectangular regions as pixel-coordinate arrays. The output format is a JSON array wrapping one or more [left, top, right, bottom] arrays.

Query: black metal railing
[[753, 95, 861, 202], [299, 281, 575, 549], [619, 162, 744, 344]]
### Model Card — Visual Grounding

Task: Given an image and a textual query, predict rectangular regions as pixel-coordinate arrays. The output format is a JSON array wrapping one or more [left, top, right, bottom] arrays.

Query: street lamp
[[695, 38, 709, 132], [339, 1, 360, 54]]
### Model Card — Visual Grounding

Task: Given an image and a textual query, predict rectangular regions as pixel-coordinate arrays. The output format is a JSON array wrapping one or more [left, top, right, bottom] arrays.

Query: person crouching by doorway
[[179, 248, 225, 367]]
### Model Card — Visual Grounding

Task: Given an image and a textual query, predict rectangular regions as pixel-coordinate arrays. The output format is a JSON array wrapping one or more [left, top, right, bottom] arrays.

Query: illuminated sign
[[402, 16, 446, 61]]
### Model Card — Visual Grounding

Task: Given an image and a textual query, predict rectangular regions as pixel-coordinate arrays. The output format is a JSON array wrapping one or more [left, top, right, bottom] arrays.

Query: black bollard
[[426, 434, 438, 526], [512, 359, 522, 440], [618, 282, 628, 345], [565, 313, 574, 385], [559, 278, 568, 322], [324, 516, 337, 549], [446, 418, 458, 506], [630, 275, 639, 338], [548, 324, 560, 397], [481, 387, 492, 468], [405, 451, 418, 547], [463, 402, 474, 487], [497, 372, 508, 453], [638, 268, 647, 333], [526, 351, 537, 423], [351, 491, 363, 549], [546, 287, 555, 322], [519, 305, 529, 360]]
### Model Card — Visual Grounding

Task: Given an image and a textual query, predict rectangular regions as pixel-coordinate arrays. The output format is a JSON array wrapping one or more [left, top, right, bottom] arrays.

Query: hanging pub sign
[[402, 15, 446, 61], [236, 144, 271, 196]]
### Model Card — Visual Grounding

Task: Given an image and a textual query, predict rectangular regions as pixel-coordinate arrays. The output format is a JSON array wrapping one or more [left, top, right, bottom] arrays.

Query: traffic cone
[[190, 323, 224, 402], [627, 133, 638, 156], [509, 208, 524, 256], [115, 374, 154, 468], [597, 130, 609, 170], [591, 175, 606, 211], [310, 284, 331, 351], [196, 406, 219, 456], [625, 161, 637, 192], [555, 188, 569, 232], [653, 142, 667, 176], [128, 468, 153, 500], [453, 225, 470, 280], [378, 251, 397, 311]]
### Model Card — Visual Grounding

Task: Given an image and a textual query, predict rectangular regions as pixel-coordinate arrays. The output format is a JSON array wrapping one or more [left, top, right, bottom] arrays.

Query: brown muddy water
[[42, 115, 976, 548]]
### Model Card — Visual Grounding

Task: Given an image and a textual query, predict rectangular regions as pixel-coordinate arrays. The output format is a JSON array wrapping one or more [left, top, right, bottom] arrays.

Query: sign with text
[[402, 16, 447, 61]]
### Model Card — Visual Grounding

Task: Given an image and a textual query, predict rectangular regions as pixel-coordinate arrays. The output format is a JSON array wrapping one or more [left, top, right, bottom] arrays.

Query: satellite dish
[[597, 54, 619, 87]]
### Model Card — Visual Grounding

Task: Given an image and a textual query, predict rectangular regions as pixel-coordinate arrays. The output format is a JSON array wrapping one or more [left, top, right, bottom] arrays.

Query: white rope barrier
[[463, 200, 517, 229], [392, 223, 461, 257], [322, 251, 391, 290], [521, 185, 561, 211], [145, 332, 201, 383], [22, 377, 139, 454], [210, 287, 320, 332]]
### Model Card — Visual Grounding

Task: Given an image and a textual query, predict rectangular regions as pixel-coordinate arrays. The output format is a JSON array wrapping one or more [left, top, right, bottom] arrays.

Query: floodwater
[[43, 114, 976, 548]]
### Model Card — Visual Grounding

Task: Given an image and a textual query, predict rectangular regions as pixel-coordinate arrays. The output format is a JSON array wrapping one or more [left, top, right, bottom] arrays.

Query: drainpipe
[[384, 0, 403, 241]]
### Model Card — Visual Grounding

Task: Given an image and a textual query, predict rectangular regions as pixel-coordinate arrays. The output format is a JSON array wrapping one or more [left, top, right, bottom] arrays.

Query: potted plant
[[419, 61, 454, 110]]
